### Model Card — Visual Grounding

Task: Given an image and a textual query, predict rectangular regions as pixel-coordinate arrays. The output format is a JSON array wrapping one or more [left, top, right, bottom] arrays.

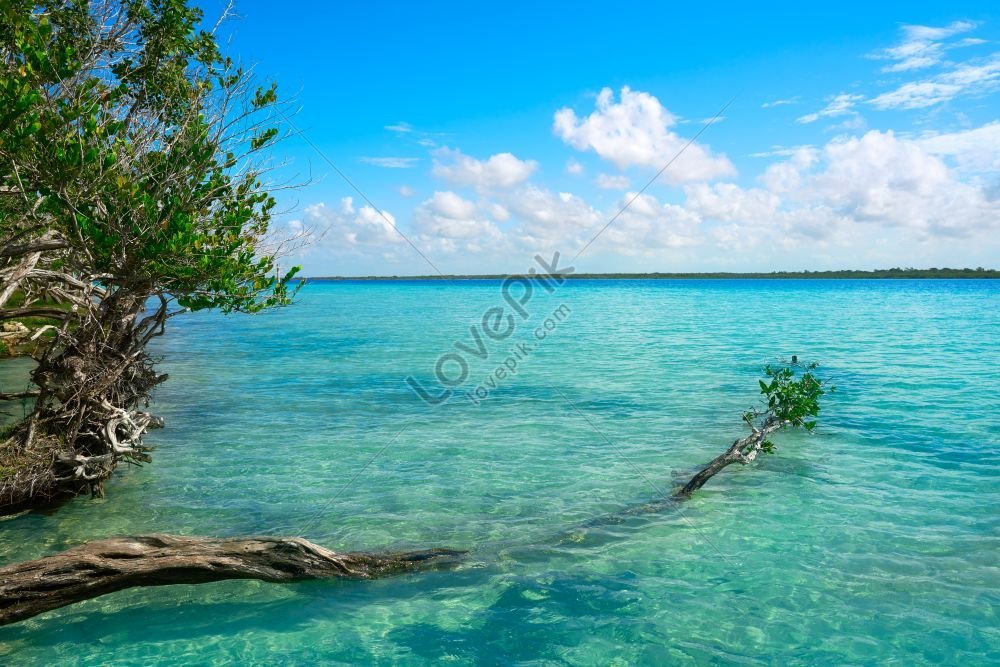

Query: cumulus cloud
[[293, 114, 1000, 271], [773, 130, 998, 237], [602, 193, 703, 250], [414, 191, 503, 250], [425, 190, 476, 220], [487, 203, 510, 221], [300, 197, 404, 248], [432, 148, 538, 190], [677, 127, 999, 252], [685, 182, 780, 222], [566, 158, 584, 175], [759, 147, 819, 193], [916, 121, 1000, 173], [399, 185, 416, 197], [500, 185, 602, 251], [553, 86, 735, 183]]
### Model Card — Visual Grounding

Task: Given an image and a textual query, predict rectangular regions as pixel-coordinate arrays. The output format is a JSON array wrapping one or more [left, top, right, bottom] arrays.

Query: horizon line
[[297, 267, 999, 281]]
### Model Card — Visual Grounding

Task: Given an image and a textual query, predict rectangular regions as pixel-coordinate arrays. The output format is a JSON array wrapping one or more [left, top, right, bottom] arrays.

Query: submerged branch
[[0, 534, 465, 626], [673, 418, 785, 498]]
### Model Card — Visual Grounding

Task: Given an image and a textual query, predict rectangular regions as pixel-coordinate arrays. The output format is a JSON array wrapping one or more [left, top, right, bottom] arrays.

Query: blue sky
[[216, 1, 999, 275]]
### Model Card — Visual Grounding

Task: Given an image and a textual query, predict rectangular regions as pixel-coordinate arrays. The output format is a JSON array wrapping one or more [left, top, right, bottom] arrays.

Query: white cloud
[[432, 148, 538, 190], [789, 130, 998, 237], [292, 115, 1000, 272], [797, 93, 864, 124], [385, 122, 413, 133], [426, 190, 477, 220], [301, 198, 404, 248], [685, 182, 780, 222], [399, 185, 415, 197], [871, 21, 979, 72], [916, 121, 1000, 173], [759, 146, 819, 193], [869, 81, 962, 110], [750, 145, 816, 159], [566, 158, 584, 175], [677, 127, 999, 246], [595, 173, 631, 190], [360, 156, 419, 168], [869, 55, 1000, 109], [832, 115, 868, 132], [553, 86, 735, 183], [505, 185, 601, 247], [414, 192, 502, 247], [487, 203, 510, 221], [604, 193, 703, 250], [762, 98, 798, 108]]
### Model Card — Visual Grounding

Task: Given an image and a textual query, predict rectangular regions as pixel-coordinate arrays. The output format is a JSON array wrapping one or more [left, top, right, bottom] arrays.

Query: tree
[[0, 0, 302, 510]]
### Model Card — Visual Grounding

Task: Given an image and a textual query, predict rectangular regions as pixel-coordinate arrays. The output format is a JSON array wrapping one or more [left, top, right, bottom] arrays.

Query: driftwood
[[0, 534, 464, 626], [0, 421, 783, 627], [674, 416, 785, 497], [0, 419, 795, 627], [0, 366, 825, 627]]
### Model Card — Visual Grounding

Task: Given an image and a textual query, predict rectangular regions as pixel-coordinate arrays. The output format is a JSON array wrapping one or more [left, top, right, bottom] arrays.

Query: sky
[[215, 1, 1000, 275]]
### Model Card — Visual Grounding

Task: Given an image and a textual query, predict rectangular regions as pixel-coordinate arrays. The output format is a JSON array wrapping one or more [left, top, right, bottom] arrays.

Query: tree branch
[[0, 307, 71, 322], [0, 534, 464, 626], [0, 238, 69, 259], [0, 390, 39, 401]]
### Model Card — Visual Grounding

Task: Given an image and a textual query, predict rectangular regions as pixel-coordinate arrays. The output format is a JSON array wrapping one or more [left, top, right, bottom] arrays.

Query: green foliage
[[1, 0, 301, 314], [746, 360, 833, 442]]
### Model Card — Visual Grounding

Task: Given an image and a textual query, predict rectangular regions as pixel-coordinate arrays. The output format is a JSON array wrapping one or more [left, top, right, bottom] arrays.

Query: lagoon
[[1, 279, 998, 664]]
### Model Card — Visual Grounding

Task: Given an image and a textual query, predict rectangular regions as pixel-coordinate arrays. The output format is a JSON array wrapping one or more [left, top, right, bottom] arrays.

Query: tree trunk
[[0, 534, 464, 626], [1, 290, 167, 510]]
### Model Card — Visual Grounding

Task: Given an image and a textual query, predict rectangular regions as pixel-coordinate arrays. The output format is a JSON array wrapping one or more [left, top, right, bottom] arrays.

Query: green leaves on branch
[[745, 360, 834, 453], [253, 84, 278, 110]]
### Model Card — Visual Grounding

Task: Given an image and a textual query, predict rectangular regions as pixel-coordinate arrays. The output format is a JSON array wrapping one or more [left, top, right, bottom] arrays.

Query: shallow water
[[1, 279, 998, 665]]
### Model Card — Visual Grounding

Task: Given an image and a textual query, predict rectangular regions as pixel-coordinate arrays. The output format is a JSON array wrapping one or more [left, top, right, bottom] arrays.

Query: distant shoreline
[[303, 268, 998, 281]]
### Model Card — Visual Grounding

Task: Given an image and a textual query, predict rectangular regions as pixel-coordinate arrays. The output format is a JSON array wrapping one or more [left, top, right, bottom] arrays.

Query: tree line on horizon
[[305, 267, 999, 280]]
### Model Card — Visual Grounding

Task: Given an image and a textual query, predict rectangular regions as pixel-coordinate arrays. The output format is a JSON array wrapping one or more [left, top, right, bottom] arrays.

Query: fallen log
[[0, 534, 464, 626]]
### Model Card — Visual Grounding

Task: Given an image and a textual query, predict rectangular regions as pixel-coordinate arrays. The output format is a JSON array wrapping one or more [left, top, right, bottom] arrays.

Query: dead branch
[[0, 534, 464, 626]]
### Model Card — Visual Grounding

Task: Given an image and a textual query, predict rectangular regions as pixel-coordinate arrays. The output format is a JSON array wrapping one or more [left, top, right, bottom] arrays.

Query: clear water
[[1, 279, 998, 665]]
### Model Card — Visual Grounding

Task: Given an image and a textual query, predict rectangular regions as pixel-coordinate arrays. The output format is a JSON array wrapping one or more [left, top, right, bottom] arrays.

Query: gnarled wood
[[0, 534, 464, 626], [0, 306, 71, 322], [674, 418, 785, 498]]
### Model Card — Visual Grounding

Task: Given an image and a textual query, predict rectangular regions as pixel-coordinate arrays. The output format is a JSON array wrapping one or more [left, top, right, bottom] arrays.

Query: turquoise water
[[1, 279, 998, 665]]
